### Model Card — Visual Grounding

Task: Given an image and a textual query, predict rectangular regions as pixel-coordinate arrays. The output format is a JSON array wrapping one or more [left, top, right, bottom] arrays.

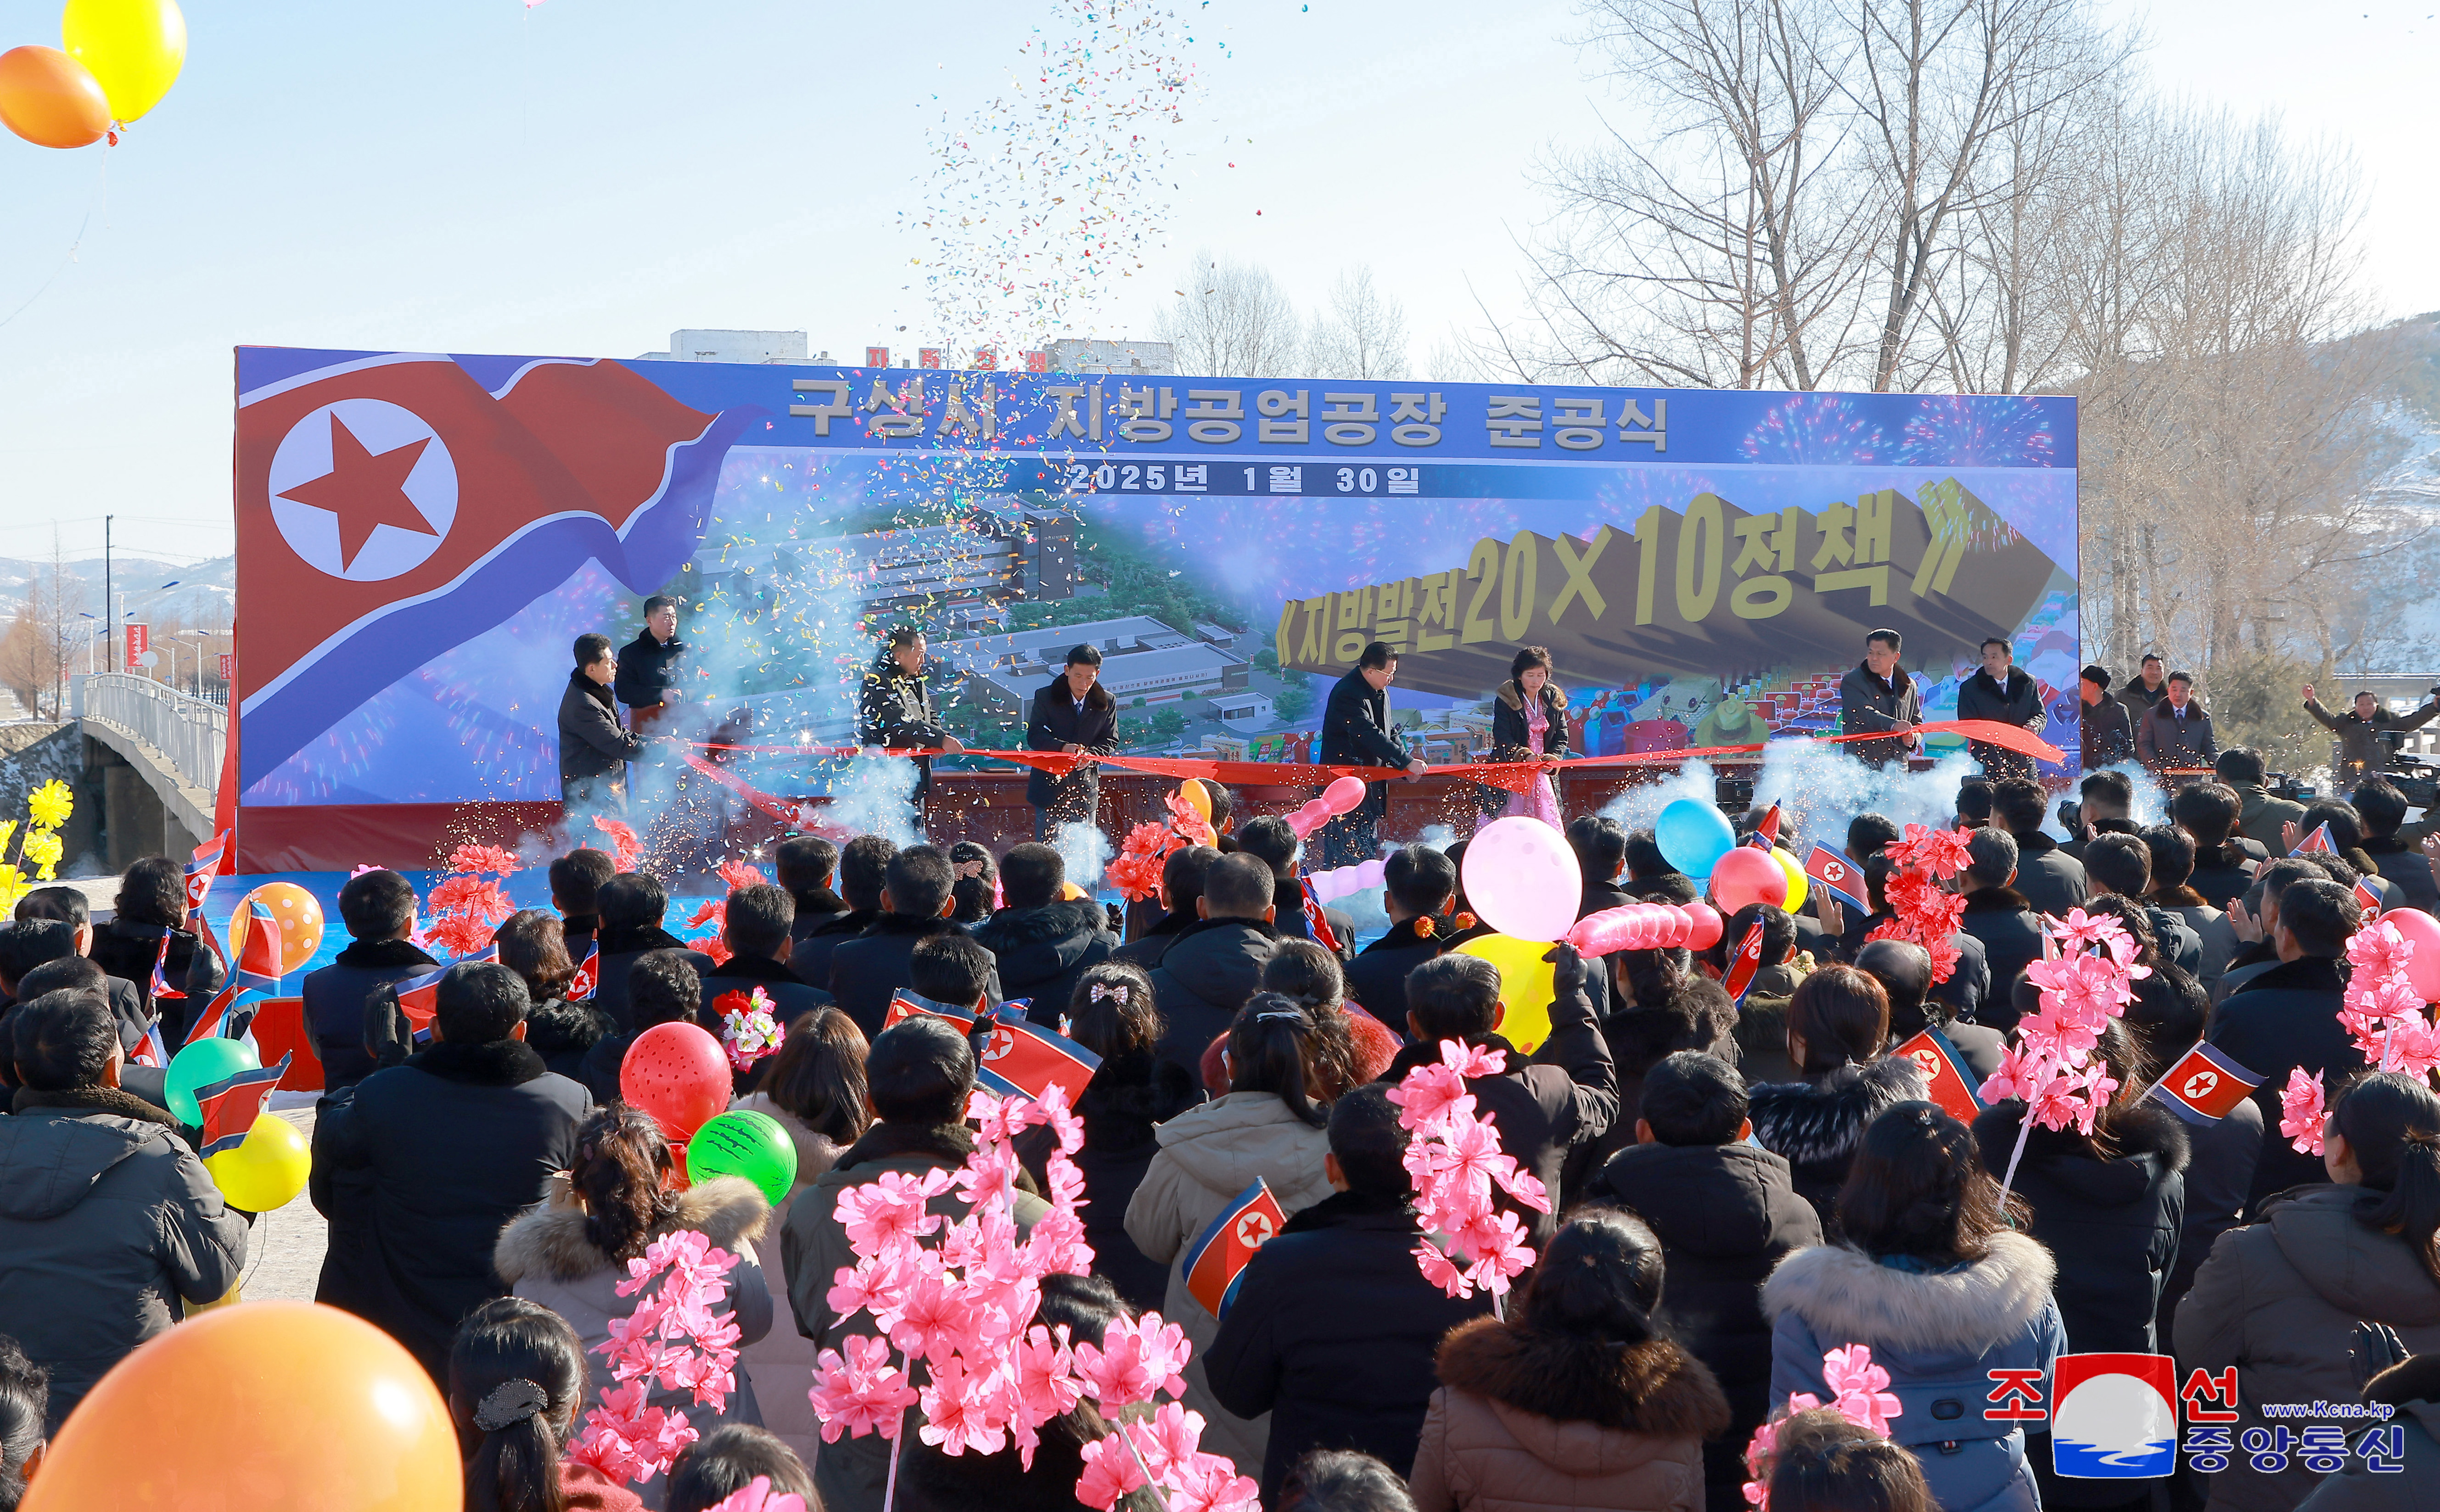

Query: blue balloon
[[1654, 798, 1737, 880]]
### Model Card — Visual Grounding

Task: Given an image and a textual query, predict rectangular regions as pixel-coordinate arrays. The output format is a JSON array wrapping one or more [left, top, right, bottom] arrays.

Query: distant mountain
[[0, 554, 233, 628]]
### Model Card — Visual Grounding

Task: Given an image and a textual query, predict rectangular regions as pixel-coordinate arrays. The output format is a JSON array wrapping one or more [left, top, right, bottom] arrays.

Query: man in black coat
[[1955, 827, 2047, 1028], [2084, 833, 2204, 980], [1861, 938, 2007, 1076], [302, 869, 440, 1099], [1146, 852, 1281, 1079], [1204, 1085, 1496, 1507], [0, 991, 249, 1432], [828, 845, 1002, 1042], [2115, 653, 2169, 722], [548, 847, 617, 963], [1344, 845, 1456, 1027], [1383, 945, 1618, 1243], [1954, 638, 2047, 783], [793, 835, 893, 991], [612, 594, 688, 733], [3, 901, 149, 1054], [1314, 641, 1427, 870], [2352, 775, 2440, 915], [1235, 814, 1357, 961], [1587, 1052, 1822, 1512], [2204, 879, 2367, 1216], [970, 843, 1116, 1027], [2080, 664, 2135, 771], [2173, 781, 2267, 909], [774, 835, 851, 949], [1991, 778, 2089, 918], [1569, 816, 1635, 919], [696, 883, 832, 1023], [560, 632, 647, 814], [1112, 844, 1222, 975], [311, 962, 590, 1382], [856, 628, 962, 813], [1835, 628, 1922, 768], [589, 872, 720, 1032], [1024, 644, 1118, 839]]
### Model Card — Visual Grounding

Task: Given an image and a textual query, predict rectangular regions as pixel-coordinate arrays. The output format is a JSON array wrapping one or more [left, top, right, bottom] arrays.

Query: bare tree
[[1304, 266, 1411, 379], [1155, 252, 1304, 375], [0, 537, 87, 719]]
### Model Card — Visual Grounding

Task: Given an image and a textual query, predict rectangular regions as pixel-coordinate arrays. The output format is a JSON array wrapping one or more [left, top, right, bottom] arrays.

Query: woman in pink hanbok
[[1492, 645, 1569, 831]]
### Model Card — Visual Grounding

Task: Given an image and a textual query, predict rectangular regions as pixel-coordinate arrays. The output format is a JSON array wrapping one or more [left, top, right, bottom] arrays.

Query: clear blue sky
[[0, 0, 2430, 564]]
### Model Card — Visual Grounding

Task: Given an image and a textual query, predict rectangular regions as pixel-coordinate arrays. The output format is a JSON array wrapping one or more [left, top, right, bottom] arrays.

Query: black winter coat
[[611, 628, 685, 710], [2159, 1097, 2261, 1345], [301, 939, 441, 1096], [970, 900, 1118, 1027], [2008, 829, 2090, 920], [1837, 662, 1922, 767], [1203, 1189, 1497, 1508], [1489, 678, 1570, 762], [1960, 887, 2048, 1021], [1957, 666, 2047, 776], [1342, 919, 1445, 1028], [89, 918, 223, 1040], [522, 996, 612, 1083], [1379, 968, 1619, 1245], [855, 649, 951, 802], [592, 924, 721, 1034], [827, 913, 1003, 1043], [2189, 838, 2266, 910], [784, 886, 851, 950], [1146, 917, 1282, 1079], [1112, 908, 1198, 974], [557, 673, 642, 794], [1588, 1139, 1823, 1512], [311, 1038, 590, 1382], [789, 906, 875, 995], [0, 1087, 249, 1431], [1747, 1056, 1930, 1226], [2209, 955, 2366, 1216], [1319, 667, 1410, 769], [1023, 677, 1117, 819], [697, 951, 833, 1025], [1928, 926, 1992, 1025], [2081, 695, 2135, 770], [2363, 838, 2440, 916]]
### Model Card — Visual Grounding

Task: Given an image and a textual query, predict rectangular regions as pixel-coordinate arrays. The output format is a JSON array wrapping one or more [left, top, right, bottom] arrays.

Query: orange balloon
[[23, 1302, 463, 1512], [229, 881, 328, 975], [0, 45, 110, 149]]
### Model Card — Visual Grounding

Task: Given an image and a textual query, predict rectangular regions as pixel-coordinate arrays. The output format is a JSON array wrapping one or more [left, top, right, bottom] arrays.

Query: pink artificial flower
[[1165, 1454, 1264, 1512], [699, 1476, 808, 1512], [1458, 1210, 1537, 1293], [1821, 1345, 1902, 1434], [969, 1088, 1030, 1145], [1387, 1063, 1475, 1133], [449, 841, 522, 877], [1434, 1118, 1516, 1205], [833, 1168, 954, 1253], [1010, 1324, 1084, 1468], [1131, 1400, 1209, 1483], [1073, 1312, 1190, 1408], [2048, 907, 2128, 955], [2280, 1067, 2327, 1157], [1980, 1042, 2045, 1105], [1890, 823, 1974, 880], [2015, 1007, 2100, 1067], [2384, 1014, 2440, 1080], [571, 1379, 699, 1484], [2348, 919, 2415, 983], [2362, 977, 2426, 1025], [916, 1353, 1010, 1457], [1018, 1206, 1097, 1279], [716, 856, 772, 892], [955, 1142, 1026, 1211], [1075, 1429, 1151, 1510], [889, 1268, 982, 1366], [1442, 1039, 1509, 1078], [808, 1335, 920, 1443], [1414, 1240, 1475, 1299]]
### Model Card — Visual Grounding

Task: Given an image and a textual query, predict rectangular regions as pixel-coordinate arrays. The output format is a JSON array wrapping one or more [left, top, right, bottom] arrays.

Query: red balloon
[[1710, 846, 1790, 913], [620, 1022, 730, 1140], [1683, 903, 1725, 951], [1653, 904, 1690, 949]]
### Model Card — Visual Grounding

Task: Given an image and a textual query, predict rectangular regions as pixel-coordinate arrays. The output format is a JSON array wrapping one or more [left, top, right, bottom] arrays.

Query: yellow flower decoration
[[0, 819, 14, 853], [0, 863, 25, 916], [27, 780, 72, 831], [21, 829, 61, 881]]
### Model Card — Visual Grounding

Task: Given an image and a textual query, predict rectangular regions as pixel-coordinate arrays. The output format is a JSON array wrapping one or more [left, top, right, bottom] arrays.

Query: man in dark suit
[[856, 627, 962, 815], [558, 633, 645, 815], [1315, 641, 1428, 870], [1024, 644, 1118, 839], [612, 595, 688, 734], [1836, 627, 1922, 768]]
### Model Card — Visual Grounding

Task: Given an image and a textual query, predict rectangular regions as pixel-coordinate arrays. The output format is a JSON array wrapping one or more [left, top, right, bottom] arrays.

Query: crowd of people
[[11, 620, 2440, 1508]]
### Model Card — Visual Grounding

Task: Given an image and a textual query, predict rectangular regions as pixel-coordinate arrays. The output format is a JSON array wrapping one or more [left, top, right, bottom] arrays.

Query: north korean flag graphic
[[2292, 821, 2334, 857], [975, 1013, 1102, 1106], [884, 992, 978, 1036], [194, 1054, 292, 1157], [2356, 875, 2392, 920], [233, 898, 284, 995], [234, 352, 757, 784], [1804, 845, 1872, 915], [130, 1020, 169, 1070], [2143, 1042, 2264, 1125], [568, 941, 600, 1002], [1182, 1178, 1289, 1321], [1892, 1027, 1986, 1122], [1722, 919, 1770, 1005], [1300, 878, 1342, 955], [185, 829, 230, 923], [1748, 804, 1784, 848], [148, 930, 185, 1002]]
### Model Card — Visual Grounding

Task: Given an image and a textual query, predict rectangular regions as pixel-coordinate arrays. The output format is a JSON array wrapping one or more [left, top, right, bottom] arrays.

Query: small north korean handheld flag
[[974, 1013, 1103, 1106], [1182, 1178, 1289, 1320], [568, 941, 600, 1002], [2144, 1042, 2264, 1126], [1805, 845, 1871, 915], [194, 1054, 292, 1157], [1722, 920, 1770, 1006], [1892, 1027, 1986, 1122]]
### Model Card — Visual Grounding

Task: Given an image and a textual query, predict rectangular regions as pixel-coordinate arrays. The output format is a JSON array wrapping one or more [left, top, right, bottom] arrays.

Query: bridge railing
[[75, 674, 227, 799]]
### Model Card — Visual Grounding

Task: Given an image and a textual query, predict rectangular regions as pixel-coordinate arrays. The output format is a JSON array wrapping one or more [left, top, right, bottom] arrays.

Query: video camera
[[2375, 730, 2440, 810], [2267, 772, 2315, 803]]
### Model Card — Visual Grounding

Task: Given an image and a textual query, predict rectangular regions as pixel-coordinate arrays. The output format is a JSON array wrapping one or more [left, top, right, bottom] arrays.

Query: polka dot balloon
[[228, 882, 325, 976]]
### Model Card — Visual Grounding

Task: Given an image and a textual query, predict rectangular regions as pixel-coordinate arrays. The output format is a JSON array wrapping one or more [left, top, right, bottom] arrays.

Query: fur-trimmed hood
[[495, 1174, 771, 1285], [1764, 1230, 2057, 1355], [1436, 1317, 1731, 1439], [1495, 679, 1568, 714], [1746, 1056, 1927, 1170]]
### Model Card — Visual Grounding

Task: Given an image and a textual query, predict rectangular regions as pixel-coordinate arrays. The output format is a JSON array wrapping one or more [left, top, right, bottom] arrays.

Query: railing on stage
[[76, 674, 228, 799]]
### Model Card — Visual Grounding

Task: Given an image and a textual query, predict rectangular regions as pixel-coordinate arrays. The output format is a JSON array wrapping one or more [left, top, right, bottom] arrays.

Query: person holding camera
[[2304, 684, 2440, 784]]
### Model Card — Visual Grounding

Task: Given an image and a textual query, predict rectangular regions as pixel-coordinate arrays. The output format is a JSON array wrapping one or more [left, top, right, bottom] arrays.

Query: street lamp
[[173, 632, 210, 698]]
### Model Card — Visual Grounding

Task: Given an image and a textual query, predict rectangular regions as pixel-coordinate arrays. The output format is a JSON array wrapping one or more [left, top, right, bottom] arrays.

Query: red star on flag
[[275, 414, 438, 570]]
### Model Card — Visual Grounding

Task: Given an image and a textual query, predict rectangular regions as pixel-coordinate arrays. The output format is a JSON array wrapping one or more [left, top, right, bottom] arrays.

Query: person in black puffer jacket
[[1114, 844, 1223, 976], [970, 844, 1117, 1027], [1746, 965, 1927, 1227], [1015, 960, 1197, 1314], [828, 846, 1003, 1042], [87, 854, 224, 1041], [494, 908, 609, 1083], [589, 872, 719, 1034], [301, 869, 440, 1099], [1974, 1021, 2188, 1512], [1560, 944, 1735, 1204]]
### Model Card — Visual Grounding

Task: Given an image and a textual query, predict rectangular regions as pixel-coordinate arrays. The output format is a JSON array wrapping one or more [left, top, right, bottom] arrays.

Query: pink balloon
[[1286, 798, 1335, 838], [1651, 904, 1690, 949], [1682, 903, 1724, 951], [1709, 846, 1789, 913], [1565, 905, 1635, 956], [1461, 817, 1583, 943], [1322, 776, 1370, 815], [2386, 908, 2440, 1001]]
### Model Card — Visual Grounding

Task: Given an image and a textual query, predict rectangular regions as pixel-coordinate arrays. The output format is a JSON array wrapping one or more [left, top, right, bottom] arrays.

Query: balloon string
[[0, 139, 112, 333]]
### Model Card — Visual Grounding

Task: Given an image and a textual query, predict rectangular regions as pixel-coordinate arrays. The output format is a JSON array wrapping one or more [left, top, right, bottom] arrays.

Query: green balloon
[[687, 1109, 797, 1207], [165, 1036, 260, 1125]]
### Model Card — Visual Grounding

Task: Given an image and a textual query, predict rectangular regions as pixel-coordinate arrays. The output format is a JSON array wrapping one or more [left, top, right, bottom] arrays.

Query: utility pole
[[103, 515, 112, 675]]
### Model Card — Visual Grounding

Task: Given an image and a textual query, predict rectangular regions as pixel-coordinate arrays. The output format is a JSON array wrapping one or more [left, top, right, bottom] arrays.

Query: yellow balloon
[[1177, 780, 1212, 822], [1453, 933, 1558, 1052], [204, 1111, 311, 1212], [1773, 847, 1808, 914], [61, 0, 185, 124]]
